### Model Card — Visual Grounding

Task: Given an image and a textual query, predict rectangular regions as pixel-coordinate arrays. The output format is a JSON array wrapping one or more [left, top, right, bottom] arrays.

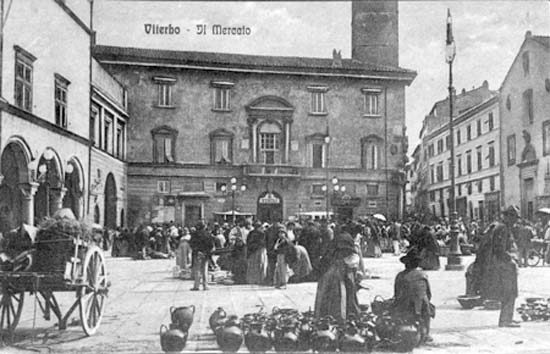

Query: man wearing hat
[[392, 248, 434, 344]]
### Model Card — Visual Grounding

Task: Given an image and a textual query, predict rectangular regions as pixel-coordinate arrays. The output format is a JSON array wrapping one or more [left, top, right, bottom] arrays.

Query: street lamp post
[[444, 9, 463, 271], [321, 176, 346, 222], [324, 134, 331, 220], [221, 177, 246, 224]]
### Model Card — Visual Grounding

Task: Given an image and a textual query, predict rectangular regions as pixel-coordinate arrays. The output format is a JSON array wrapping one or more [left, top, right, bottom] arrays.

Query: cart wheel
[[0, 288, 24, 333], [79, 246, 107, 336], [527, 250, 541, 267]]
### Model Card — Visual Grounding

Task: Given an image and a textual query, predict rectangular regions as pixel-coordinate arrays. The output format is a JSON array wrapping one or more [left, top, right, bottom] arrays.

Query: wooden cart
[[0, 233, 108, 337]]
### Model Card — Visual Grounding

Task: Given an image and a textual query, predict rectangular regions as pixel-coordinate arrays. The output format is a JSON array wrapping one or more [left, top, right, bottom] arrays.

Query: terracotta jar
[[215, 315, 243, 352], [170, 305, 195, 331], [160, 324, 187, 353]]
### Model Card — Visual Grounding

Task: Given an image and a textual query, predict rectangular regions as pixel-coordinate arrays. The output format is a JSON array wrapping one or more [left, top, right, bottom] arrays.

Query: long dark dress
[[417, 228, 440, 270], [314, 239, 360, 322]]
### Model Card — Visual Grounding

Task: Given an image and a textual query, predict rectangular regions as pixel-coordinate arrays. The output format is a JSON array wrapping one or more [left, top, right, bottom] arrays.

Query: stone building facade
[[0, 0, 128, 231], [500, 32, 550, 220], [95, 1, 416, 227], [415, 82, 500, 222]]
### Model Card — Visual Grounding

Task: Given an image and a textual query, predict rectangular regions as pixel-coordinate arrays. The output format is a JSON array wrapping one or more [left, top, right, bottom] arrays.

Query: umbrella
[[536, 208, 550, 215], [372, 213, 387, 222]]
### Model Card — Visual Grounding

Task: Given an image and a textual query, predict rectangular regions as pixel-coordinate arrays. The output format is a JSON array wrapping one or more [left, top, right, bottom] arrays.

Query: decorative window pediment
[[246, 96, 294, 123]]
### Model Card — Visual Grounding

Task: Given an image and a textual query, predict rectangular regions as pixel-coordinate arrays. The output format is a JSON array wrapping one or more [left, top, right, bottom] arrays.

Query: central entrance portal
[[257, 191, 283, 223]]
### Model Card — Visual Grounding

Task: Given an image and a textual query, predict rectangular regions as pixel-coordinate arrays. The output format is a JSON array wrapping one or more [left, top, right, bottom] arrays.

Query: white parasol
[[372, 213, 387, 222], [536, 208, 550, 215]]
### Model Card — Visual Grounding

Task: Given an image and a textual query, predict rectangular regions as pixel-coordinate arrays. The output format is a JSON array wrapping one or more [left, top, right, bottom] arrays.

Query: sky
[[94, 0, 550, 152]]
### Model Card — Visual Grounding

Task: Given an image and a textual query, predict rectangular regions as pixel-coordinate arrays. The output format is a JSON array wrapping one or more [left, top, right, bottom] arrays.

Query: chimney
[[482, 80, 489, 89], [351, 0, 399, 66], [331, 49, 342, 68], [526, 30, 532, 38]]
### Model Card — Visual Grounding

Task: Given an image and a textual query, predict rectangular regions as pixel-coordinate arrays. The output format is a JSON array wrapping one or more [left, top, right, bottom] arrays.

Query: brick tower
[[351, 0, 399, 67]]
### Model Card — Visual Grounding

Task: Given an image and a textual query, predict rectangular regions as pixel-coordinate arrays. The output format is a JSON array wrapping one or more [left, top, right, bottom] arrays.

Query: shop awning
[[297, 211, 333, 217], [214, 210, 255, 216], [177, 191, 210, 198]]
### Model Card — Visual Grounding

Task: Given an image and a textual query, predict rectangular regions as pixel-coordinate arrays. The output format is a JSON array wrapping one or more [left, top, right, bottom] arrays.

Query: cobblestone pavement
[[3, 254, 550, 354]]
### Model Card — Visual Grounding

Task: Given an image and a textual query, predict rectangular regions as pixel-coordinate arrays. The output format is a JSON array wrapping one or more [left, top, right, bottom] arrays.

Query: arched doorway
[[104, 173, 117, 229], [34, 150, 62, 222], [257, 191, 283, 223], [0, 141, 30, 232], [63, 158, 84, 219]]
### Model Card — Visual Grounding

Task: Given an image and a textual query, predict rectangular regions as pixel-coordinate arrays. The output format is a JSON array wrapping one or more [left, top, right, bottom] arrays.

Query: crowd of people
[[100, 206, 550, 341]]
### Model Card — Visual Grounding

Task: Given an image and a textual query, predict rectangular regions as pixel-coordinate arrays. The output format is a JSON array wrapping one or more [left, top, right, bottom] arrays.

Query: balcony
[[243, 164, 301, 178]]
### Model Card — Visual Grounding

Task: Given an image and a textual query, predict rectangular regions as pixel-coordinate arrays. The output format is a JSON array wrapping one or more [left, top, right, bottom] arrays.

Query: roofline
[[499, 35, 550, 91], [423, 95, 499, 141], [97, 59, 416, 82], [53, 0, 91, 35]]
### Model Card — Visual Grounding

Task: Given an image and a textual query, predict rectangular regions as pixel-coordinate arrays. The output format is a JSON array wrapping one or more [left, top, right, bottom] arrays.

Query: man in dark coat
[[190, 220, 214, 291], [265, 222, 281, 285], [298, 220, 322, 279]]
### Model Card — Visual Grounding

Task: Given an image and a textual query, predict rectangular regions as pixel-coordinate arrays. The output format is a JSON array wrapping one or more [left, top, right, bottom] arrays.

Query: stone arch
[[104, 173, 117, 229], [34, 148, 64, 221], [0, 138, 32, 231], [63, 156, 85, 219]]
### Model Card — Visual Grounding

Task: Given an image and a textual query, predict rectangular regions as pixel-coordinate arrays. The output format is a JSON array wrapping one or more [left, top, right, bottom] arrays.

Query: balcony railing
[[243, 164, 301, 177]]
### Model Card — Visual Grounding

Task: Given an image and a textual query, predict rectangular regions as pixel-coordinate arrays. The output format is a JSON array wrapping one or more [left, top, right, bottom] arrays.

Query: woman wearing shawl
[[314, 230, 361, 322], [246, 221, 268, 285], [176, 227, 191, 270], [273, 228, 292, 289]]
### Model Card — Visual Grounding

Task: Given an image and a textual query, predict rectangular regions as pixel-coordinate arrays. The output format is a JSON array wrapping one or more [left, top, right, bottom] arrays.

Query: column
[[19, 182, 39, 226], [251, 122, 257, 163], [285, 122, 290, 164], [50, 187, 67, 216]]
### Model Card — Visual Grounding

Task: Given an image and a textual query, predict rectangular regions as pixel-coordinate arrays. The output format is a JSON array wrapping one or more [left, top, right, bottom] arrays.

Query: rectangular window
[[437, 139, 443, 154], [428, 144, 434, 158], [490, 176, 495, 191], [467, 183, 472, 195], [543, 121, 550, 156], [90, 107, 99, 147], [476, 146, 482, 171], [157, 180, 170, 193], [116, 125, 123, 158], [478, 180, 483, 193], [14, 48, 35, 111], [158, 84, 172, 107], [477, 120, 482, 137], [214, 139, 231, 164], [488, 112, 494, 131], [430, 165, 435, 184], [456, 130, 461, 145], [522, 51, 529, 76], [312, 142, 324, 168], [436, 163, 443, 182], [457, 184, 462, 196], [213, 87, 231, 110], [445, 135, 451, 150], [523, 89, 534, 124], [429, 191, 435, 202], [488, 142, 495, 167], [467, 125, 472, 141], [260, 133, 280, 164], [104, 113, 113, 153], [54, 75, 69, 128], [507, 134, 516, 165], [363, 91, 380, 116], [367, 184, 379, 196], [457, 154, 462, 176], [466, 151, 472, 173], [310, 91, 325, 114]]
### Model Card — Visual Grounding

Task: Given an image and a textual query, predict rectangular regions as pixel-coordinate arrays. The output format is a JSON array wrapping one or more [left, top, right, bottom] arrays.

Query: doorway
[[184, 205, 202, 228], [257, 191, 283, 223]]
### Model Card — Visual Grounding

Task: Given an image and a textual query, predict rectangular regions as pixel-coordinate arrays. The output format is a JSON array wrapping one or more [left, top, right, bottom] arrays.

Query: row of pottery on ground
[[517, 297, 550, 321], [160, 305, 195, 352], [208, 298, 421, 353]]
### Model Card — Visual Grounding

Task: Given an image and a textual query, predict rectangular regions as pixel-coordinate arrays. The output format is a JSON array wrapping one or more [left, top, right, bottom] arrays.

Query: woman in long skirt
[[273, 229, 292, 289], [288, 245, 313, 283], [176, 227, 192, 270], [246, 222, 268, 285]]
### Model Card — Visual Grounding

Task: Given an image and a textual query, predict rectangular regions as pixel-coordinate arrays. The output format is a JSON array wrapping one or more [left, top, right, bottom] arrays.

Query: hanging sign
[[259, 192, 281, 204]]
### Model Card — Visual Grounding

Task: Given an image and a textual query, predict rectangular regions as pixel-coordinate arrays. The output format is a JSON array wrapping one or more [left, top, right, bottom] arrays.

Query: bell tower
[[351, 0, 399, 67]]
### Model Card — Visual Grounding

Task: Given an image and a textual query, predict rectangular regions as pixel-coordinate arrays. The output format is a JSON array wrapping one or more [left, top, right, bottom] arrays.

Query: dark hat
[[502, 205, 520, 218], [400, 248, 422, 265], [253, 221, 262, 229]]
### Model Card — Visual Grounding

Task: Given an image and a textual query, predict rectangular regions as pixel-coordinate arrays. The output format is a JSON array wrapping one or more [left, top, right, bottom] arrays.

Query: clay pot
[[392, 324, 421, 353], [160, 324, 187, 353], [244, 321, 272, 352], [273, 323, 299, 352], [339, 323, 366, 352], [311, 317, 338, 352], [170, 305, 195, 331], [209, 307, 227, 333], [216, 315, 243, 352]]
